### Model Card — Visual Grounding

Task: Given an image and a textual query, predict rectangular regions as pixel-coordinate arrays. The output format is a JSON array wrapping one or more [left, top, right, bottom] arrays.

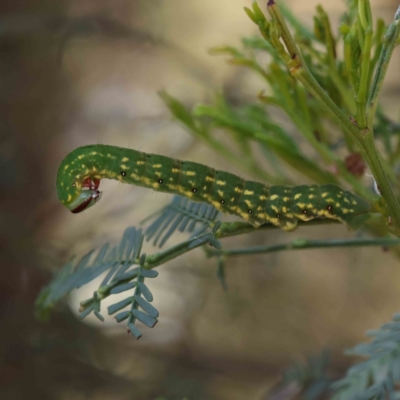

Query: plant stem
[[206, 237, 400, 258], [142, 219, 342, 269], [356, 27, 372, 129], [368, 14, 400, 127]]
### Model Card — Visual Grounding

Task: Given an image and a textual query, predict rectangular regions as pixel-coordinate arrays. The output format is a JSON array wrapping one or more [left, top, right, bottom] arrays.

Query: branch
[[205, 237, 400, 258], [367, 7, 400, 126]]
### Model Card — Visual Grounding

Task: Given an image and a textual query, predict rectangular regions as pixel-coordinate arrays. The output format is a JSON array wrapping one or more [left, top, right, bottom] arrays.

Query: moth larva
[[56, 145, 370, 231]]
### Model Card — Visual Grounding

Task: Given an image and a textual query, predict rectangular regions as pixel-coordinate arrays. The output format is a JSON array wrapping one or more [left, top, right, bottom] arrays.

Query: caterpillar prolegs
[[56, 145, 370, 231]]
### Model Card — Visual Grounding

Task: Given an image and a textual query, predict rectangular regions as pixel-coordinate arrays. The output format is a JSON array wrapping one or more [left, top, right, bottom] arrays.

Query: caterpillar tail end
[[345, 213, 371, 230]]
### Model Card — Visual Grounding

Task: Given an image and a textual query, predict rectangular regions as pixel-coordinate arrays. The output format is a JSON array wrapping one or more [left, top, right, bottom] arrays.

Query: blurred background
[[1, 0, 400, 399]]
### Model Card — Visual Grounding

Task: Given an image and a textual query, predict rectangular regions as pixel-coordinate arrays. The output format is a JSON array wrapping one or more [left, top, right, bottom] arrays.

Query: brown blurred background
[[1, 0, 400, 399]]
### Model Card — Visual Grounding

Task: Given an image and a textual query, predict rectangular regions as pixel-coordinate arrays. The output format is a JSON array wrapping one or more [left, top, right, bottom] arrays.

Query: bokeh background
[[1, 0, 400, 399]]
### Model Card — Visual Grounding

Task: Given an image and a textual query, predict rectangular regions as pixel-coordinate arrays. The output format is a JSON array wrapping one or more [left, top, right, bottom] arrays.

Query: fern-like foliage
[[106, 255, 159, 339], [36, 227, 159, 338], [142, 195, 220, 247], [36, 196, 223, 338], [332, 313, 400, 399], [268, 350, 332, 400]]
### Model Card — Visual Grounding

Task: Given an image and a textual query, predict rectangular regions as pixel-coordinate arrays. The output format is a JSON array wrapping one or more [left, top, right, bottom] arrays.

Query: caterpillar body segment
[[56, 145, 370, 230]]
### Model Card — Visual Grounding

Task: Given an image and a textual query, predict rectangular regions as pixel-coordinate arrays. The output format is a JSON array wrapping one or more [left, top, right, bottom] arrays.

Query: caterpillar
[[56, 145, 370, 231]]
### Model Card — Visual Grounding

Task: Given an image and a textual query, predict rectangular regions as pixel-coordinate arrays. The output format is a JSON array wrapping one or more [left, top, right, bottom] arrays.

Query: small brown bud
[[345, 153, 366, 177]]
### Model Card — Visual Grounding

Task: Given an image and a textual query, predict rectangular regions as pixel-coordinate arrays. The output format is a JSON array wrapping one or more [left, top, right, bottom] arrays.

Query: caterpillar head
[[68, 177, 102, 213], [68, 189, 102, 213], [57, 172, 103, 213]]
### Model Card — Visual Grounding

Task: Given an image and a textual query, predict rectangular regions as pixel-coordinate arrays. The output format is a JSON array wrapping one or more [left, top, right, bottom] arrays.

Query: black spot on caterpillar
[[56, 145, 370, 231]]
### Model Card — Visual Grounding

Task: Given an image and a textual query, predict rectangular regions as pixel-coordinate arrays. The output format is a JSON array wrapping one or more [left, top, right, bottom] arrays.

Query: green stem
[[356, 27, 372, 129], [144, 235, 209, 268], [316, 5, 336, 67], [215, 219, 340, 239], [143, 219, 342, 269], [206, 237, 400, 258], [368, 17, 400, 127]]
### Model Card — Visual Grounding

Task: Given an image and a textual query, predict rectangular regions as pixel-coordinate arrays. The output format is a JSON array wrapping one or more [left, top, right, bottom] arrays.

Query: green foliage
[[332, 313, 400, 399], [36, 227, 160, 338], [268, 350, 333, 399], [39, 0, 400, 398], [36, 200, 223, 337], [142, 195, 220, 247]]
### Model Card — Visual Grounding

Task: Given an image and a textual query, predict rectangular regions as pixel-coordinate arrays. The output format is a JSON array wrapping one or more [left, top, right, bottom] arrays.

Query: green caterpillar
[[56, 144, 370, 231]]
